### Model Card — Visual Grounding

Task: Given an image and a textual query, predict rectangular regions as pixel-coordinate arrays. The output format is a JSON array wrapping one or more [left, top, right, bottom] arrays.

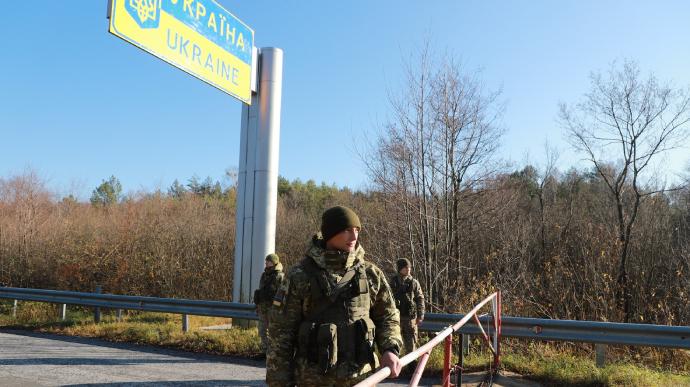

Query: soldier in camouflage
[[390, 258, 425, 356], [254, 253, 285, 353], [267, 206, 403, 387]]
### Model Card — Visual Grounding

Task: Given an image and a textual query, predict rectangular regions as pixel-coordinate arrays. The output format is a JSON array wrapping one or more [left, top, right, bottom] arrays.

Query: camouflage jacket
[[389, 274, 425, 319], [254, 263, 285, 313], [266, 234, 402, 386]]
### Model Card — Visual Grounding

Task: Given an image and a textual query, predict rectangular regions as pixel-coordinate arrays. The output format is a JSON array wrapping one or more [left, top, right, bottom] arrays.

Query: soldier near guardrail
[[390, 258, 425, 356], [254, 253, 285, 353], [267, 205, 403, 387]]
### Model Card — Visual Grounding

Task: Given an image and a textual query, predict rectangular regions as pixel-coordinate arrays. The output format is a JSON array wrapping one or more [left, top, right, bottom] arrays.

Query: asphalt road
[[0, 330, 438, 386]]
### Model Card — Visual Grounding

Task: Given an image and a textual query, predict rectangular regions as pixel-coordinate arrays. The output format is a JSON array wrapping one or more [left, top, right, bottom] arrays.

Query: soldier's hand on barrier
[[381, 350, 402, 378], [416, 317, 423, 326]]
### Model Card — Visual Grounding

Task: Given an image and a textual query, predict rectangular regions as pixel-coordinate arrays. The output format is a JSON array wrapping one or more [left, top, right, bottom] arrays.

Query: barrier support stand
[[443, 333, 453, 387]]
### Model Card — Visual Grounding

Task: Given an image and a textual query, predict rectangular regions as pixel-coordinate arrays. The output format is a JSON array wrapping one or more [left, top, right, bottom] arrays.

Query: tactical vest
[[391, 276, 416, 318], [254, 269, 280, 306], [297, 256, 376, 375]]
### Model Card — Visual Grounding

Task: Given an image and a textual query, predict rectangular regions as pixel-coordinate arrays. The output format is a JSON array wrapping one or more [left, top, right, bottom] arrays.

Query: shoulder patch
[[272, 289, 286, 307]]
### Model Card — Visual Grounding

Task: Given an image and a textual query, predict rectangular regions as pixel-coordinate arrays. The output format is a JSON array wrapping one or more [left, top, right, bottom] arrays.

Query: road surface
[[0, 330, 446, 386]]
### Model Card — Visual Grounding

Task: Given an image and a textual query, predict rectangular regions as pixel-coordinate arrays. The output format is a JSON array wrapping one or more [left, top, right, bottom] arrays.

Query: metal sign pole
[[233, 84, 259, 304], [250, 47, 283, 299], [233, 48, 283, 304]]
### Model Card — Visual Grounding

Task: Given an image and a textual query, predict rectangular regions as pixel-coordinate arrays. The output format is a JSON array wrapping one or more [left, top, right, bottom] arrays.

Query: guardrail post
[[443, 333, 453, 387], [60, 304, 67, 320], [182, 314, 190, 333], [459, 333, 467, 387], [12, 299, 17, 318], [595, 344, 606, 368], [94, 285, 102, 323]]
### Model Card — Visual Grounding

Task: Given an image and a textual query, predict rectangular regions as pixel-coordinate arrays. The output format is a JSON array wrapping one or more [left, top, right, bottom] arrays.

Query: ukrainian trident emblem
[[126, 0, 160, 29]]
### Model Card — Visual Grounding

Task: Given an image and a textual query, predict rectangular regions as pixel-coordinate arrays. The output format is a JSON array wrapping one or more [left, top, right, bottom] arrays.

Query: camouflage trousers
[[258, 309, 269, 352], [293, 358, 373, 387], [400, 317, 418, 355]]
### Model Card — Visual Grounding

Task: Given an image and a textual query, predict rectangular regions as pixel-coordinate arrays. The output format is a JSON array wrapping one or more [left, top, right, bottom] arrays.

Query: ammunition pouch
[[298, 318, 376, 372], [355, 317, 376, 367], [298, 321, 339, 374]]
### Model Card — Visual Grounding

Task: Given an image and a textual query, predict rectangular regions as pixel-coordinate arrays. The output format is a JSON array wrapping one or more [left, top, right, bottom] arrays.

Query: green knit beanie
[[265, 253, 280, 265], [321, 206, 361, 242], [397, 258, 411, 272]]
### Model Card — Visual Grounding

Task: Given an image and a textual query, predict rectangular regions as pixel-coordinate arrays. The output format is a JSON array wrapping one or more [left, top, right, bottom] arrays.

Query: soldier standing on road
[[254, 253, 285, 353], [267, 205, 403, 387], [390, 258, 425, 356]]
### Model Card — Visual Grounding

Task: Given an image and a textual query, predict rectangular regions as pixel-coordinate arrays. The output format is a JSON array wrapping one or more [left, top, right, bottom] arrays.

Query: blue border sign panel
[[109, 0, 254, 104]]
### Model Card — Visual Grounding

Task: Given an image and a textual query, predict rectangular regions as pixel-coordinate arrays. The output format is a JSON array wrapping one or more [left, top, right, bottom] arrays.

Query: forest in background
[[1, 163, 689, 327]]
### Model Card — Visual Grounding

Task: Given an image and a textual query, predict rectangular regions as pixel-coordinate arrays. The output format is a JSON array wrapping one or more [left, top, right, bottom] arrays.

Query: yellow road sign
[[109, 0, 254, 104]]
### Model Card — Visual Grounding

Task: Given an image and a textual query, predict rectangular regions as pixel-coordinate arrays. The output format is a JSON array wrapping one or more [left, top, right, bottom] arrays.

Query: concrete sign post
[[107, 1, 282, 305]]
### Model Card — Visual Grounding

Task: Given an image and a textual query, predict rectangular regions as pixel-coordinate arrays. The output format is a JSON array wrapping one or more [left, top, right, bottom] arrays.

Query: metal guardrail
[[2, 286, 690, 350], [422, 314, 690, 350], [0, 287, 256, 321]]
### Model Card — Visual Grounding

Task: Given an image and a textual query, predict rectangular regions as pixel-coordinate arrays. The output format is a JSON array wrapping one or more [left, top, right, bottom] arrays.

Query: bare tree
[[363, 46, 504, 309], [560, 60, 690, 321], [528, 142, 560, 268]]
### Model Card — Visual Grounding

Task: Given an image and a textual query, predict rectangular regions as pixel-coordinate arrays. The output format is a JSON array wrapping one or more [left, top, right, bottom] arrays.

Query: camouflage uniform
[[267, 234, 403, 387], [390, 272, 425, 355], [254, 259, 285, 352]]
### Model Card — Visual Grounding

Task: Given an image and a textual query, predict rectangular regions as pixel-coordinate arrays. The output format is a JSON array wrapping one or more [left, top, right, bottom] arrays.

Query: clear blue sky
[[2, 1, 690, 199]]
